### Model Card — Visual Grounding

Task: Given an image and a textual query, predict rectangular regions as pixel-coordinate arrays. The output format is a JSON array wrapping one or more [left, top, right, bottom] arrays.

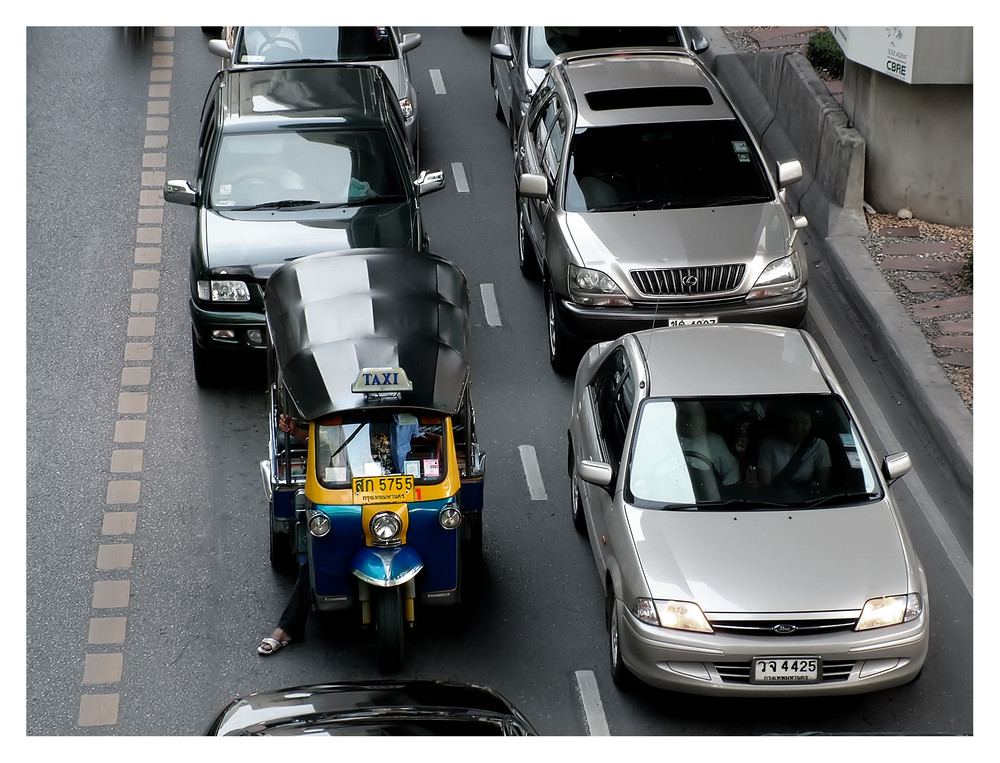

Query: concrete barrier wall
[[712, 51, 868, 239]]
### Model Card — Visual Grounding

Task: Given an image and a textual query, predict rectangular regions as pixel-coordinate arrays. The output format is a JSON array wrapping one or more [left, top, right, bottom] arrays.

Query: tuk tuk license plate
[[750, 657, 820, 684], [352, 475, 415, 504]]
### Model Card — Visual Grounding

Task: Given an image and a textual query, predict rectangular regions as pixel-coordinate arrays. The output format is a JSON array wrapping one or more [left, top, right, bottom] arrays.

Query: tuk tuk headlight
[[438, 502, 462, 530], [307, 509, 331, 538], [371, 512, 402, 543]]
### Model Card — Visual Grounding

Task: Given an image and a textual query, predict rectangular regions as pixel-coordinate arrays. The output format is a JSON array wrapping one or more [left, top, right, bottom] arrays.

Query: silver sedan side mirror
[[882, 452, 912, 482], [163, 179, 197, 206]]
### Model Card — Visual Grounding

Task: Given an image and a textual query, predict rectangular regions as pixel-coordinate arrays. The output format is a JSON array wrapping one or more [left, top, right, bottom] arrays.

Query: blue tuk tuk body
[[259, 249, 485, 670]]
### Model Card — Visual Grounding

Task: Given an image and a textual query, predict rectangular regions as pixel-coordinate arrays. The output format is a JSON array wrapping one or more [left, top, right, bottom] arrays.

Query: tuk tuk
[[259, 248, 485, 671]]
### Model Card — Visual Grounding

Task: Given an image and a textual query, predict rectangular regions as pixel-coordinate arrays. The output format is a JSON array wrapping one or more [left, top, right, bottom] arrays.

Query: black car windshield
[[626, 395, 883, 509], [527, 26, 684, 67], [209, 130, 405, 210], [236, 26, 398, 65], [566, 121, 773, 213]]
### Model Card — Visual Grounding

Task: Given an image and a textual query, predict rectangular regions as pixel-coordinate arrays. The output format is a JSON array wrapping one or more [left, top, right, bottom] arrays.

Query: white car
[[567, 323, 929, 696], [208, 26, 422, 159]]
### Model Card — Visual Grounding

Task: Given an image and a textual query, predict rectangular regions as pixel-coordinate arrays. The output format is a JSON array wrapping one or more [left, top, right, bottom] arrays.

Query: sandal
[[257, 636, 291, 656]]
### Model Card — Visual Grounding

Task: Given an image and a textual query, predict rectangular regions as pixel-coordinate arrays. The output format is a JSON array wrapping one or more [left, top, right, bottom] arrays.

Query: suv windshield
[[527, 26, 684, 67], [626, 395, 882, 509], [209, 130, 406, 209], [565, 121, 773, 212], [237, 26, 398, 65], [316, 411, 446, 489]]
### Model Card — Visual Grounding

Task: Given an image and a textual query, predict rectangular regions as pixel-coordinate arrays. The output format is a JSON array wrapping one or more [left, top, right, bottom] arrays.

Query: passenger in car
[[757, 406, 832, 489]]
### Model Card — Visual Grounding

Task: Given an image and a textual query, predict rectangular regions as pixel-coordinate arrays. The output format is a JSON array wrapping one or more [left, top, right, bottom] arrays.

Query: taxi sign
[[352, 367, 413, 394]]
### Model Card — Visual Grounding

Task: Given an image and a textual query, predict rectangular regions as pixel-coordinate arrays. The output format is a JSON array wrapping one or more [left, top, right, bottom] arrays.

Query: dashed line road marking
[[518, 444, 547, 501], [429, 68, 446, 94], [575, 670, 610, 735], [480, 283, 501, 327]]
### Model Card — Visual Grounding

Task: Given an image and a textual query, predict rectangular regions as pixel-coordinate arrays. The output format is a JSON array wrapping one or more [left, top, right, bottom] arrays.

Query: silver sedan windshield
[[627, 395, 881, 508]]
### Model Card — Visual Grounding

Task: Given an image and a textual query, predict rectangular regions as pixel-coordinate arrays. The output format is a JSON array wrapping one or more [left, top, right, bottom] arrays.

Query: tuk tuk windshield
[[316, 410, 446, 489]]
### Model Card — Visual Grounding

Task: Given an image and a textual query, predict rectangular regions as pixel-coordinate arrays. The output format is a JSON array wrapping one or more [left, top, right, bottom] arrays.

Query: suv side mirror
[[163, 179, 197, 206], [777, 159, 804, 189], [518, 173, 548, 200], [207, 38, 233, 60], [415, 169, 445, 196], [399, 33, 422, 54], [882, 452, 912, 482]]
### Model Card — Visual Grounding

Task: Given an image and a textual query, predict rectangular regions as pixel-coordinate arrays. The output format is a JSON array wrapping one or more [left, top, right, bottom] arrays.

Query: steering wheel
[[258, 36, 302, 58], [683, 450, 721, 500]]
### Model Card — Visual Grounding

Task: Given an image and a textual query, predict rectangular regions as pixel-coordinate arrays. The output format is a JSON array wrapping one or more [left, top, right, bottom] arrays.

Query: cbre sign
[[833, 27, 973, 86]]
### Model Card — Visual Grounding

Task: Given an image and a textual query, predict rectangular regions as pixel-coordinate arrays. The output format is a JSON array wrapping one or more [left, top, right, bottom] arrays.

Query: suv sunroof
[[585, 86, 713, 112]]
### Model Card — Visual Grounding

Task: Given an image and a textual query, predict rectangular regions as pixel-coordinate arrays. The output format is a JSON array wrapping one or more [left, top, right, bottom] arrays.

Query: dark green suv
[[164, 63, 444, 385]]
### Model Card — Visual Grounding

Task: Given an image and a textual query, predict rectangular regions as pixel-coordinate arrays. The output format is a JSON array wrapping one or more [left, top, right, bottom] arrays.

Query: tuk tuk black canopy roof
[[265, 249, 471, 421]]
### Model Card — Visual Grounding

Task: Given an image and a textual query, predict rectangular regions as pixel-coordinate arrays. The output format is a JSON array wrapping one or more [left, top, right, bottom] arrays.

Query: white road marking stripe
[[429, 68, 446, 94], [518, 444, 547, 500], [575, 670, 610, 735], [480, 283, 501, 326], [451, 162, 470, 193], [810, 299, 973, 597]]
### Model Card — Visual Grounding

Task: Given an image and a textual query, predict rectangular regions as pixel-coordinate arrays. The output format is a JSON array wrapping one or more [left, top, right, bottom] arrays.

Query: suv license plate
[[750, 657, 821, 684], [668, 316, 718, 327]]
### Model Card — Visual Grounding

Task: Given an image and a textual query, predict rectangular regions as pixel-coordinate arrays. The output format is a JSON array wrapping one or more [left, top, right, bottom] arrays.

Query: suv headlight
[[633, 598, 714, 633], [568, 264, 631, 306], [398, 97, 414, 121], [747, 254, 802, 300], [197, 279, 251, 302], [856, 593, 922, 630]]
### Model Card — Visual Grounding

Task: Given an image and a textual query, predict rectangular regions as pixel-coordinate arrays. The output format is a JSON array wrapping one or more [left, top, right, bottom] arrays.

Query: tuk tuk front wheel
[[374, 586, 405, 673]]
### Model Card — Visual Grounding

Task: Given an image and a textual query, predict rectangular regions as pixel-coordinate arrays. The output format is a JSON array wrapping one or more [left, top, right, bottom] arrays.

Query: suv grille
[[631, 265, 746, 296]]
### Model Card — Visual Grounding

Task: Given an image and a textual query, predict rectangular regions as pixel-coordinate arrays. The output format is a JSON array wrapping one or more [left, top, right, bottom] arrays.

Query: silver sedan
[[567, 324, 929, 696]]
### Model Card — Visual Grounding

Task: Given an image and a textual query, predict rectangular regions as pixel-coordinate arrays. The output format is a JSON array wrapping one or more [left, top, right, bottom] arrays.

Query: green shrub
[[807, 30, 845, 79]]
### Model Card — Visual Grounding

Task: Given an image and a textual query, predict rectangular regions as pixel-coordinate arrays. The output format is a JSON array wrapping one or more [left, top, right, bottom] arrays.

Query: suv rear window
[[565, 121, 773, 212]]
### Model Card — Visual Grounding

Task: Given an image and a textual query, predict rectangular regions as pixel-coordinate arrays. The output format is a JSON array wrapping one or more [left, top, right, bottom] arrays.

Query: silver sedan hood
[[565, 203, 789, 272], [625, 503, 909, 613]]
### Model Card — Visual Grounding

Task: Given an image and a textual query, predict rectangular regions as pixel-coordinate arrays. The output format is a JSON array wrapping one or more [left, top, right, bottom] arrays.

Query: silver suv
[[515, 50, 809, 373]]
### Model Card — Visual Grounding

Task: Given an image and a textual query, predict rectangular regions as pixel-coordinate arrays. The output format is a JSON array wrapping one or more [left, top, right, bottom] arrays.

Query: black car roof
[[222, 63, 394, 131], [265, 249, 471, 420]]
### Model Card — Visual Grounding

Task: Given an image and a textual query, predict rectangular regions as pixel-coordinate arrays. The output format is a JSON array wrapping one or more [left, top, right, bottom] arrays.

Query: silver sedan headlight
[[371, 511, 403, 544], [568, 264, 631, 306], [197, 279, 251, 302], [856, 593, 923, 630], [633, 598, 714, 633], [747, 254, 802, 299]]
